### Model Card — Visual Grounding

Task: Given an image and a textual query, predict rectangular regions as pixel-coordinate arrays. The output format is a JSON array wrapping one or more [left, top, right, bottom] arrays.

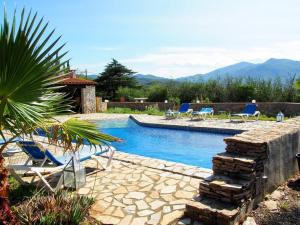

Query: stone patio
[[130, 114, 275, 133], [55, 113, 275, 133], [79, 156, 204, 225]]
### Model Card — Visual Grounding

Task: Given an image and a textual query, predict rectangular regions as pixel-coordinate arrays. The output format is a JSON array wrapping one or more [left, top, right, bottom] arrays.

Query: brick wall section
[[107, 102, 300, 116]]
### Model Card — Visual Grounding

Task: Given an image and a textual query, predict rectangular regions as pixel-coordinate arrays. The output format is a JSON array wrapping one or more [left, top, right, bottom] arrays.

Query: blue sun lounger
[[165, 103, 191, 119], [229, 104, 260, 122], [191, 107, 214, 120], [8, 141, 115, 192]]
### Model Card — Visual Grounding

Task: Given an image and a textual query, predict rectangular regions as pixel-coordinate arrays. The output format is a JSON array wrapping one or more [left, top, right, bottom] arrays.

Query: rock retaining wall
[[186, 117, 300, 224]]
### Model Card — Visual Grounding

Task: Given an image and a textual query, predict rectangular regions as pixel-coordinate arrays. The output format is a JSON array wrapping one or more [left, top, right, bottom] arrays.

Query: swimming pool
[[96, 118, 230, 168]]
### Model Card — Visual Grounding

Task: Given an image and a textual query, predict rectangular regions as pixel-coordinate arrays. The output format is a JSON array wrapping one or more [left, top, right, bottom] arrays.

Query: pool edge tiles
[[130, 115, 244, 135], [106, 151, 213, 180]]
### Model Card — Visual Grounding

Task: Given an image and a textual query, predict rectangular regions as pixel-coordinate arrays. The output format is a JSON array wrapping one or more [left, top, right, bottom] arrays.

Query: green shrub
[[145, 105, 163, 115], [109, 76, 300, 103], [9, 176, 41, 205], [147, 84, 168, 102], [13, 190, 96, 225], [106, 107, 142, 114], [116, 87, 147, 101]]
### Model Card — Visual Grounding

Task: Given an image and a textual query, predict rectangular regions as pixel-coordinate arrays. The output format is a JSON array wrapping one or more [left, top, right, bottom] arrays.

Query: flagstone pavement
[[79, 156, 207, 225]]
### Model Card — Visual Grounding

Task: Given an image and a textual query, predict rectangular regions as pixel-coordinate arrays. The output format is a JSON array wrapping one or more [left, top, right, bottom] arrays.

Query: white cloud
[[121, 41, 300, 78]]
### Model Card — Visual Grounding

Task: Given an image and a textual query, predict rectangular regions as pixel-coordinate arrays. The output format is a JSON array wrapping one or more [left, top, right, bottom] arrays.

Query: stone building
[[58, 70, 97, 114]]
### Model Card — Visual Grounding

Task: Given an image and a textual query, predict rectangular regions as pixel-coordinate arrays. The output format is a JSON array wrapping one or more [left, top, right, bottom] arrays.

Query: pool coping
[[105, 151, 213, 180], [129, 115, 244, 135]]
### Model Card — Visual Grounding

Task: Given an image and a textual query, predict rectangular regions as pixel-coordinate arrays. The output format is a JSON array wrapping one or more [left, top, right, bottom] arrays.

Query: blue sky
[[2, 0, 300, 78]]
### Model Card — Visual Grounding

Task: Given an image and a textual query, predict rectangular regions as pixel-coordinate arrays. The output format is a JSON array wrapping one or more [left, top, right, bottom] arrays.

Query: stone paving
[[79, 156, 204, 225], [130, 114, 275, 132], [55, 113, 275, 132], [112, 152, 212, 180]]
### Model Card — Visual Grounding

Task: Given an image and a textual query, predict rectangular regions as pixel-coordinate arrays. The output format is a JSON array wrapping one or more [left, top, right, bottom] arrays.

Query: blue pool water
[[96, 119, 230, 168]]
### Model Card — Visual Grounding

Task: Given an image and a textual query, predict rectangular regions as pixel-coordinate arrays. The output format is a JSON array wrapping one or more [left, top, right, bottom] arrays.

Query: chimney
[[69, 69, 77, 78]]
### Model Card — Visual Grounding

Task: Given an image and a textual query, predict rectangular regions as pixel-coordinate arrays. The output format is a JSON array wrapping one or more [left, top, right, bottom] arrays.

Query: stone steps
[[224, 140, 268, 160], [185, 196, 251, 225], [199, 175, 254, 204], [212, 152, 263, 180]]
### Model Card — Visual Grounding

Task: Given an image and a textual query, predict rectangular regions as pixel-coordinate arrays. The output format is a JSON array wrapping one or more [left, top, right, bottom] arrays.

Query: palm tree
[[0, 9, 119, 223]]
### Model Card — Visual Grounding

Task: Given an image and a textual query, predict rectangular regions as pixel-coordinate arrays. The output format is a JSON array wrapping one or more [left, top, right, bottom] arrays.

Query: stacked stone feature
[[186, 130, 271, 224], [186, 117, 300, 224], [199, 136, 268, 205]]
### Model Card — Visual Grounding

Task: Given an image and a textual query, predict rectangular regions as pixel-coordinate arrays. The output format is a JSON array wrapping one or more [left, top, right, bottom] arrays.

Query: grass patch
[[212, 113, 277, 121], [106, 107, 164, 116], [105, 107, 277, 121], [280, 202, 291, 212]]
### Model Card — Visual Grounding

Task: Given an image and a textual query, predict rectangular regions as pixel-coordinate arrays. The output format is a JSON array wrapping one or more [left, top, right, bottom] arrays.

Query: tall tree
[[295, 78, 300, 101], [0, 9, 119, 223], [95, 59, 137, 100]]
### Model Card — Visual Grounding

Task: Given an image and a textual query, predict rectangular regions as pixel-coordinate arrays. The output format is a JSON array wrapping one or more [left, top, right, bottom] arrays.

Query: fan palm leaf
[[0, 8, 119, 223]]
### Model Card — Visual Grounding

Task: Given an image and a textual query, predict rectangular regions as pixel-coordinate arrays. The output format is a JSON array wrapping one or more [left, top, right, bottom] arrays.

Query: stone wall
[[107, 102, 300, 116], [81, 85, 96, 114], [96, 97, 107, 112], [221, 117, 300, 203], [186, 117, 300, 224]]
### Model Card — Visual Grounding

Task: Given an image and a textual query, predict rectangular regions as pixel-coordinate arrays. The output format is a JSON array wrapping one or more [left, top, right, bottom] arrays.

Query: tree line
[[95, 59, 300, 103]]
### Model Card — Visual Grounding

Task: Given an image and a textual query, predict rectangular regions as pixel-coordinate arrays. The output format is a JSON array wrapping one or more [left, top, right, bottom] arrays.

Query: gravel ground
[[251, 175, 300, 225]]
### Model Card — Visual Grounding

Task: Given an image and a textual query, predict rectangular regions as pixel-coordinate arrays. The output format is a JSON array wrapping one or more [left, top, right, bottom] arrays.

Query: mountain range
[[88, 58, 300, 84]]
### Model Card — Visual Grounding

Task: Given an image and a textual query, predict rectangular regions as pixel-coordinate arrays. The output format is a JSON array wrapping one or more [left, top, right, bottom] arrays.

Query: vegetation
[[114, 76, 299, 103], [106, 106, 164, 116], [0, 8, 118, 223], [106, 107, 277, 120], [9, 177, 40, 206], [95, 59, 138, 100], [295, 78, 300, 99], [12, 190, 97, 225]]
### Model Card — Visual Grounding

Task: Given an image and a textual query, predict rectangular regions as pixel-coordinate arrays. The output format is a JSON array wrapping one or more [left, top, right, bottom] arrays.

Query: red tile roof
[[59, 77, 97, 85], [57, 70, 97, 85]]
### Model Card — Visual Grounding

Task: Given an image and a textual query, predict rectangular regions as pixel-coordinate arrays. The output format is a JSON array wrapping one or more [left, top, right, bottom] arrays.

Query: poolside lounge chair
[[165, 103, 191, 119], [8, 141, 115, 192], [191, 107, 214, 120], [229, 104, 260, 122]]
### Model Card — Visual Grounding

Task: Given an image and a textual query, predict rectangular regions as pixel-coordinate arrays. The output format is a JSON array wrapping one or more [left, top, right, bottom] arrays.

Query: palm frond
[[0, 8, 119, 150], [39, 118, 120, 152]]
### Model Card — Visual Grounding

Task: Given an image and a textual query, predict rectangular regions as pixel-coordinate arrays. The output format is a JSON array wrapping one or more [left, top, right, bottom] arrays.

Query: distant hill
[[88, 58, 300, 83], [178, 58, 300, 82], [87, 74, 98, 80], [88, 73, 171, 84], [133, 74, 172, 84]]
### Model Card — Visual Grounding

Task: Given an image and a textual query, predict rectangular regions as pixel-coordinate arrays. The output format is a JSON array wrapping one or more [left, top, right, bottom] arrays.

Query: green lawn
[[105, 107, 278, 121]]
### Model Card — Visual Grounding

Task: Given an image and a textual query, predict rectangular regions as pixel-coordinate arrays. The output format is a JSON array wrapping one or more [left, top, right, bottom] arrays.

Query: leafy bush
[[13, 191, 96, 225], [145, 105, 163, 115], [112, 76, 299, 103], [9, 176, 40, 205], [147, 84, 168, 102], [116, 87, 147, 101], [106, 107, 142, 114]]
